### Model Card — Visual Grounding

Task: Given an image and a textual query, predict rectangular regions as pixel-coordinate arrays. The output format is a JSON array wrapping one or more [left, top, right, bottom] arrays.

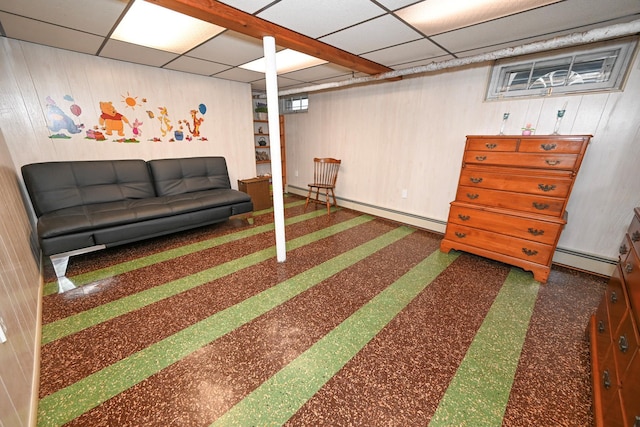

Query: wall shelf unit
[[253, 115, 286, 186]]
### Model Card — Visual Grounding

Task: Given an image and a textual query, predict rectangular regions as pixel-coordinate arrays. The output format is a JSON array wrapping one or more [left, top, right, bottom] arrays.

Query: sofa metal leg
[[50, 254, 75, 293], [49, 245, 106, 293]]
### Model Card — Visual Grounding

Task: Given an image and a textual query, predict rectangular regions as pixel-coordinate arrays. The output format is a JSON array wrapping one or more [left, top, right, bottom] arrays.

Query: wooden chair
[[304, 158, 341, 215]]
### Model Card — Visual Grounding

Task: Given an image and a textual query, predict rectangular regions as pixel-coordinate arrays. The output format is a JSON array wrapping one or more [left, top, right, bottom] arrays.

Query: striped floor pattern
[[38, 195, 606, 426]]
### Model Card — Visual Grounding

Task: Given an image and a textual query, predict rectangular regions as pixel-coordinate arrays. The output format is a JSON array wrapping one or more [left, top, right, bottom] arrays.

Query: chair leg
[[304, 186, 313, 212], [325, 189, 331, 215], [330, 188, 337, 208]]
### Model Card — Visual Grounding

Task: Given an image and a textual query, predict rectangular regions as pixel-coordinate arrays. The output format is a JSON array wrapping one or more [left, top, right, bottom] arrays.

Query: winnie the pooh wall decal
[[156, 106, 173, 138], [177, 103, 207, 141], [45, 95, 84, 138], [99, 101, 130, 137]]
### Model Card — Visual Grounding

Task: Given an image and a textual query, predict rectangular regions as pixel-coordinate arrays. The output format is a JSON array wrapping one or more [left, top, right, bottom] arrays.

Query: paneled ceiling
[[1, 0, 639, 93]]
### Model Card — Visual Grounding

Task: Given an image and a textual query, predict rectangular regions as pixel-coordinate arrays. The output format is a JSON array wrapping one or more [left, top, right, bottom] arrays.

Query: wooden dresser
[[440, 134, 590, 283], [589, 208, 640, 427]]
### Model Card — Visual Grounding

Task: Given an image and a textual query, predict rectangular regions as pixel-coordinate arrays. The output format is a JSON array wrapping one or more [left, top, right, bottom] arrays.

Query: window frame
[[486, 37, 638, 100], [279, 94, 309, 114]]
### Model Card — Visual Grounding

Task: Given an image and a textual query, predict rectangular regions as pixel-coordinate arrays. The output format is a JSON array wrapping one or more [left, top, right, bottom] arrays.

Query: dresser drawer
[[456, 186, 565, 216], [443, 223, 553, 265], [596, 348, 625, 426], [607, 266, 629, 334], [620, 352, 640, 427], [622, 247, 640, 328], [464, 151, 579, 170], [613, 312, 639, 382], [518, 138, 586, 153], [592, 301, 613, 369], [448, 203, 563, 245], [628, 211, 640, 257], [466, 138, 518, 152], [460, 166, 572, 197], [619, 235, 632, 262]]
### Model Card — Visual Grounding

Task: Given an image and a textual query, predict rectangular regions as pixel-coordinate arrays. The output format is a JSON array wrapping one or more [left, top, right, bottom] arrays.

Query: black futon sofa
[[22, 157, 253, 291]]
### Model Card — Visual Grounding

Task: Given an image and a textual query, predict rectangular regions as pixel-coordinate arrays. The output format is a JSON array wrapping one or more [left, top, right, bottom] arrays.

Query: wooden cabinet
[[254, 115, 286, 185], [440, 135, 590, 283], [589, 208, 640, 427], [238, 177, 272, 211]]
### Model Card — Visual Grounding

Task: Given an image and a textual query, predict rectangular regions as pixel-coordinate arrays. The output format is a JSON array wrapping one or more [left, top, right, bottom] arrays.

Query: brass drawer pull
[[455, 232, 466, 238], [485, 143, 497, 149], [522, 248, 538, 256], [538, 184, 556, 192], [597, 320, 605, 333], [619, 334, 629, 353], [620, 243, 628, 255], [469, 177, 483, 184], [545, 159, 561, 166], [626, 263, 633, 273], [475, 156, 487, 161], [610, 291, 618, 304], [466, 193, 479, 200], [541, 143, 557, 151], [528, 228, 545, 236], [603, 370, 611, 389], [458, 214, 470, 221], [633, 230, 640, 242], [532, 202, 549, 210]]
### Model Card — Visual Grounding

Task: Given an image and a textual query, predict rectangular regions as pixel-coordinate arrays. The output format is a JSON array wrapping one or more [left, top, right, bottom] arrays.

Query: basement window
[[486, 37, 637, 100], [280, 94, 308, 113]]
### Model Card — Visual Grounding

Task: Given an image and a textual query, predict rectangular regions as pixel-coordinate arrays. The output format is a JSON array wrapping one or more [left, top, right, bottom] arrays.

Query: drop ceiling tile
[[281, 63, 355, 83], [164, 56, 231, 76], [0, 13, 104, 54], [396, 0, 560, 36], [215, 0, 275, 14], [100, 39, 179, 68], [0, 0, 126, 36], [362, 39, 450, 67], [456, 15, 640, 58], [188, 32, 268, 66], [248, 75, 312, 92], [320, 14, 422, 55], [257, 0, 385, 38], [433, 0, 640, 54], [213, 67, 264, 83], [303, 71, 370, 87], [376, 0, 424, 11]]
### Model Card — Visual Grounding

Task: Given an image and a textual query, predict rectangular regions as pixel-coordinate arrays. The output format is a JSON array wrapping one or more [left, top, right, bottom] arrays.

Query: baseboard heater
[[287, 185, 616, 278]]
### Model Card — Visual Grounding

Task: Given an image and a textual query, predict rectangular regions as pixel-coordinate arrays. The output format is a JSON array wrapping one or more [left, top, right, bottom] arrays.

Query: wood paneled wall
[[285, 57, 640, 272], [0, 38, 255, 182], [0, 37, 256, 426], [0, 129, 41, 426]]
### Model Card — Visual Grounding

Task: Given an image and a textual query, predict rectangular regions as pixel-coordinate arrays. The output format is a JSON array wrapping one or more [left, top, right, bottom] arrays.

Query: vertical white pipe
[[263, 36, 286, 262]]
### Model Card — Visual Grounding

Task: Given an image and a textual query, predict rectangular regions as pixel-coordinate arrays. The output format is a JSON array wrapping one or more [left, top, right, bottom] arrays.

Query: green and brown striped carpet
[[38, 195, 606, 426]]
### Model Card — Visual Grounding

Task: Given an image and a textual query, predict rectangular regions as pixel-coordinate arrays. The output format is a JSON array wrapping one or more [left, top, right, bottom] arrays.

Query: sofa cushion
[[37, 188, 251, 239], [22, 160, 155, 216], [149, 157, 232, 196]]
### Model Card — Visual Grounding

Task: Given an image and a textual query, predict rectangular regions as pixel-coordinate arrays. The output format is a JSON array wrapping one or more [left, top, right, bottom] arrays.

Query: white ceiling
[[1, 0, 639, 93]]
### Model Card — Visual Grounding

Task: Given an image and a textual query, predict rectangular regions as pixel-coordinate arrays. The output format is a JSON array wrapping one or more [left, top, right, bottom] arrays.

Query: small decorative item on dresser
[[521, 123, 535, 135], [499, 112, 510, 135], [553, 102, 568, 135]]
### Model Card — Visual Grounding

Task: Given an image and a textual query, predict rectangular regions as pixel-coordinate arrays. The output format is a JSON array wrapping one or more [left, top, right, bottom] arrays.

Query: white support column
[[263, 36, 286, 262]]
